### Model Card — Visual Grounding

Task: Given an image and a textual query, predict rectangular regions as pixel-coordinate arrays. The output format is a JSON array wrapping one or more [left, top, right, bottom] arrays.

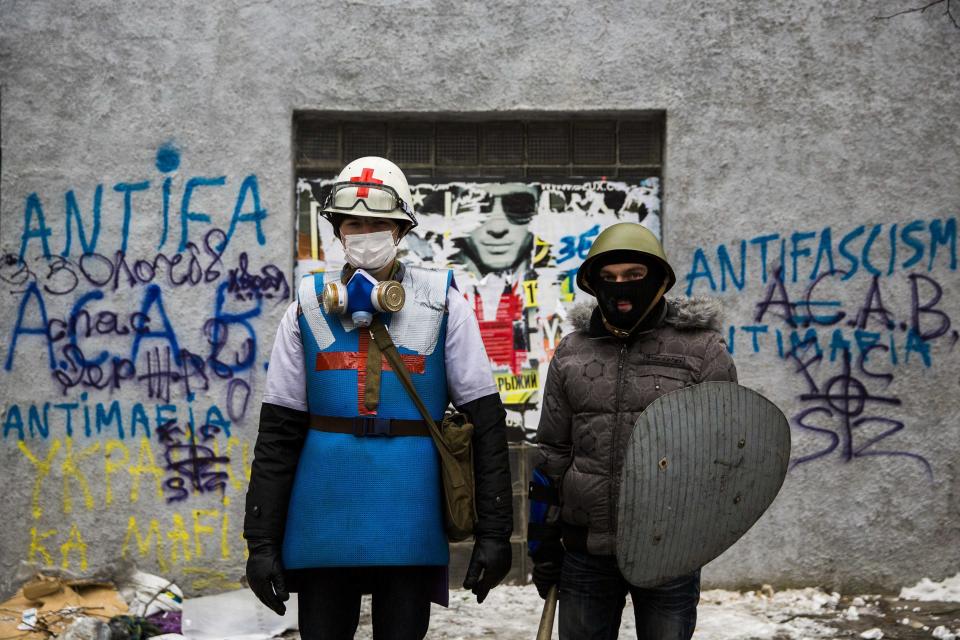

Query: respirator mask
[[342, 230, 398, 271], [322, 269, 405, 328]]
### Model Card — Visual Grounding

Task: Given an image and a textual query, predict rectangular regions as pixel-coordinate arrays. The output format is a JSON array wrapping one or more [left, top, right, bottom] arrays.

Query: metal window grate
[[436, 123, 479, 166], [343, 123, 387, 161], [620, 120, 662, 165], [298, 122, 339, 161], [527, 122, 570, 165], [482, 122, 524, 164], [573, 121, 616, 164], [295, 114, 664, 178], [390, 123, 433, 165]]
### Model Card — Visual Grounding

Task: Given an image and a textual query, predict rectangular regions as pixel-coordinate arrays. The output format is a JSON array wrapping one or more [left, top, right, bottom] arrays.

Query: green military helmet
[[576, 222, 676, 296]]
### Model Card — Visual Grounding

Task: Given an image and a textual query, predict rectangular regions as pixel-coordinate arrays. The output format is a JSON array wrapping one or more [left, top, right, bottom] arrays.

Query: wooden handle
[[536, 586, 559, 640]]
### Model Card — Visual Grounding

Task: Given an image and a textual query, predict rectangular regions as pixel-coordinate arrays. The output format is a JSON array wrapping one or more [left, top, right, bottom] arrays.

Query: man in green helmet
[[529, 222, 737, 640]]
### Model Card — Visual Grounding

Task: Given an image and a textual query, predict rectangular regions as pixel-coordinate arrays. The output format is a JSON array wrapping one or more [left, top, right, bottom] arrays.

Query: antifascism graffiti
[[684, 217, 958, 479], [296, 177, 662, 436]]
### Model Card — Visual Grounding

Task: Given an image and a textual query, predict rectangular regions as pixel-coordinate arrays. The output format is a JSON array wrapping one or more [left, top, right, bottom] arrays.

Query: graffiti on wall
[[296, 177, 662, 437], [2, 142, 285, 577], [684, 218, 958, 479]]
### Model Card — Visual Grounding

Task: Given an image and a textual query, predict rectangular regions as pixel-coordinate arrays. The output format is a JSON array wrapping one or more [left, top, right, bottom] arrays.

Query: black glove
[[532, 555, 563, 599], [246, 539, 289, 616], [463, 536, 512, 603]]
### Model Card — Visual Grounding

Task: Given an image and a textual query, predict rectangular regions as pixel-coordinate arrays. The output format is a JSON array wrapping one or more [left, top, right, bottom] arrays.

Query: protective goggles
[[323, 181, 416, 219], [476, 191, 537, 223]]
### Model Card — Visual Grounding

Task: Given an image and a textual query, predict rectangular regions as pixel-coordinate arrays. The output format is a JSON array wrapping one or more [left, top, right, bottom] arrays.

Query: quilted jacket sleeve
[[533, 336, 575, 483], [697, 332, 738, 383]]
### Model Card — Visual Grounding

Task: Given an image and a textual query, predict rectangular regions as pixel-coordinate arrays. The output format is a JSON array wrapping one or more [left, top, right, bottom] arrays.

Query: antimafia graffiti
[[296, 177, 662, 436]]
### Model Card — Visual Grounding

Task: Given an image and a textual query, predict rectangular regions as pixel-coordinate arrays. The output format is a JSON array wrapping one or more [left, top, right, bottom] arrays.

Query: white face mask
[[342, 230, 398, 270]]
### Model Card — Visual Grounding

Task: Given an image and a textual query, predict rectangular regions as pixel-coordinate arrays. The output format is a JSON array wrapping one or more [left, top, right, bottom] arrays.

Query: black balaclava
[[591, 255, 669, 338]]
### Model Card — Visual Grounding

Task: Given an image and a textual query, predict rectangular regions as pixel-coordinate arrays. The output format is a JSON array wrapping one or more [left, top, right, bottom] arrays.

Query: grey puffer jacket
[[534, 297, 737, 556]]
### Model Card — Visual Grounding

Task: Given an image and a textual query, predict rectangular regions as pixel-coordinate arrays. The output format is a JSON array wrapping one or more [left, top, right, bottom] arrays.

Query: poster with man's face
[[296, 177, 661, 438]]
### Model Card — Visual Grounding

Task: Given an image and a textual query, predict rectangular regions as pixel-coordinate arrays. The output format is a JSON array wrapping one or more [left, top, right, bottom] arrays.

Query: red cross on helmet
[[320, 156, 418, 238]]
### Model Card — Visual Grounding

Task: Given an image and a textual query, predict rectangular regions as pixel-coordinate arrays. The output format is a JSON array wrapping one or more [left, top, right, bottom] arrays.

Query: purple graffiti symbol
[[798, 352, 900, 461]]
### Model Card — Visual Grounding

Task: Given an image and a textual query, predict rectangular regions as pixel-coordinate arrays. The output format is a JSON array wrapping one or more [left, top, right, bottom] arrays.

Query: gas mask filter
[[322, 269, 405, 328]]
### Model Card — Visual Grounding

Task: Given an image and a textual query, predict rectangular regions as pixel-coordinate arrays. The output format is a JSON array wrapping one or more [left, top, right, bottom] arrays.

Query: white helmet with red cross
[[320, 156, 417, 238]]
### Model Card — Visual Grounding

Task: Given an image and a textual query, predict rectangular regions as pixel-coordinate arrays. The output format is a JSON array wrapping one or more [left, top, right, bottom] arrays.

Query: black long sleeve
[[457, 392, 513, 539], [243, 402, 309, 541]]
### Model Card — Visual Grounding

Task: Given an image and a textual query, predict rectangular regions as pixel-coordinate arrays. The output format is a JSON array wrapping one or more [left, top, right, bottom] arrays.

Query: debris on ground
[[181, 588, 297, 640], [4, 569, 960, 639], [116, 572, 183, 620], [59, 617, 112, 640], [0, 575, 129, 639]]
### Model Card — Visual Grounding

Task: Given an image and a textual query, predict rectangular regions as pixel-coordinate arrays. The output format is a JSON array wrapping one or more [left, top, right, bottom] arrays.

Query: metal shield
[[616, 382, 790, 587]]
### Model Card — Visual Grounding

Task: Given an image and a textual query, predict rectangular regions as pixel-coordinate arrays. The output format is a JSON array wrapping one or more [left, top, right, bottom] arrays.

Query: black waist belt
[[310, 415, 431, 438]]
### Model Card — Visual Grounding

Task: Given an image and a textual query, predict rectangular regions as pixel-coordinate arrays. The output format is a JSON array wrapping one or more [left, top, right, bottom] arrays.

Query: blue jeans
[[559, 552, 700, 640]]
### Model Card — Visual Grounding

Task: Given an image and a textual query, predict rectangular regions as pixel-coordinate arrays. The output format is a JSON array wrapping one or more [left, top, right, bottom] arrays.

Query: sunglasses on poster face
[[475, 191, 537, 223]]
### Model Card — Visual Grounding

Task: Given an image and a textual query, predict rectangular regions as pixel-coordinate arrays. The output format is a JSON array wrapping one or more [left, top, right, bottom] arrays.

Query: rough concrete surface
[[0, 0, 958, 598]]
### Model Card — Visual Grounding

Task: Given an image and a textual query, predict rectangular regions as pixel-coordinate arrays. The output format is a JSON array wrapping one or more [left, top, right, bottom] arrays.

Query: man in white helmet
[[243, 157, 514, 639]]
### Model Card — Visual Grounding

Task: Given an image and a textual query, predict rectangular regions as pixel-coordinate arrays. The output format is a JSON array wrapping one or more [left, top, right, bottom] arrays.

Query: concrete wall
[[1, 0, 957, 595]]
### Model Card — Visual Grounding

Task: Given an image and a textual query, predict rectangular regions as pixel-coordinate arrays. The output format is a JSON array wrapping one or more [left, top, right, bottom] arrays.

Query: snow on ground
[[348, 584, 843, 639], [695, 588, 843, 639], [900, 574, 960, 602], [274, 573, 960, 639]]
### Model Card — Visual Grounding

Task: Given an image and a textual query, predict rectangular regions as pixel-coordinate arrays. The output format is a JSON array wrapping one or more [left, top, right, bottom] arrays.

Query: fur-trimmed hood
[[568, 296, 724, 333]]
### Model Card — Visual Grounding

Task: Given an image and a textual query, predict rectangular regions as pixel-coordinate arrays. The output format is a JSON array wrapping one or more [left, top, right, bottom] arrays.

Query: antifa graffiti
[[296, 177, 662, 436], [685, 219, 958, 479], [2, 141, 280, 574], [16, 143, 267, 259]]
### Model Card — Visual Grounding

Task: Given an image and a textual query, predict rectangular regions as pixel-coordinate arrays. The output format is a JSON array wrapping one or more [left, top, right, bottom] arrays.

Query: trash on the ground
[[107, 614, 163, 640], [17, 607, 38, 631], [860, 628, 884, 639], [146, 610, 182, 635], [0, 576, 128, 639], [844, 605, 859, 620], [181, 588, 297, 640], [22, 575, 64, 601], [117, 571, 184, 618], [60, 616, 112, 640]]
